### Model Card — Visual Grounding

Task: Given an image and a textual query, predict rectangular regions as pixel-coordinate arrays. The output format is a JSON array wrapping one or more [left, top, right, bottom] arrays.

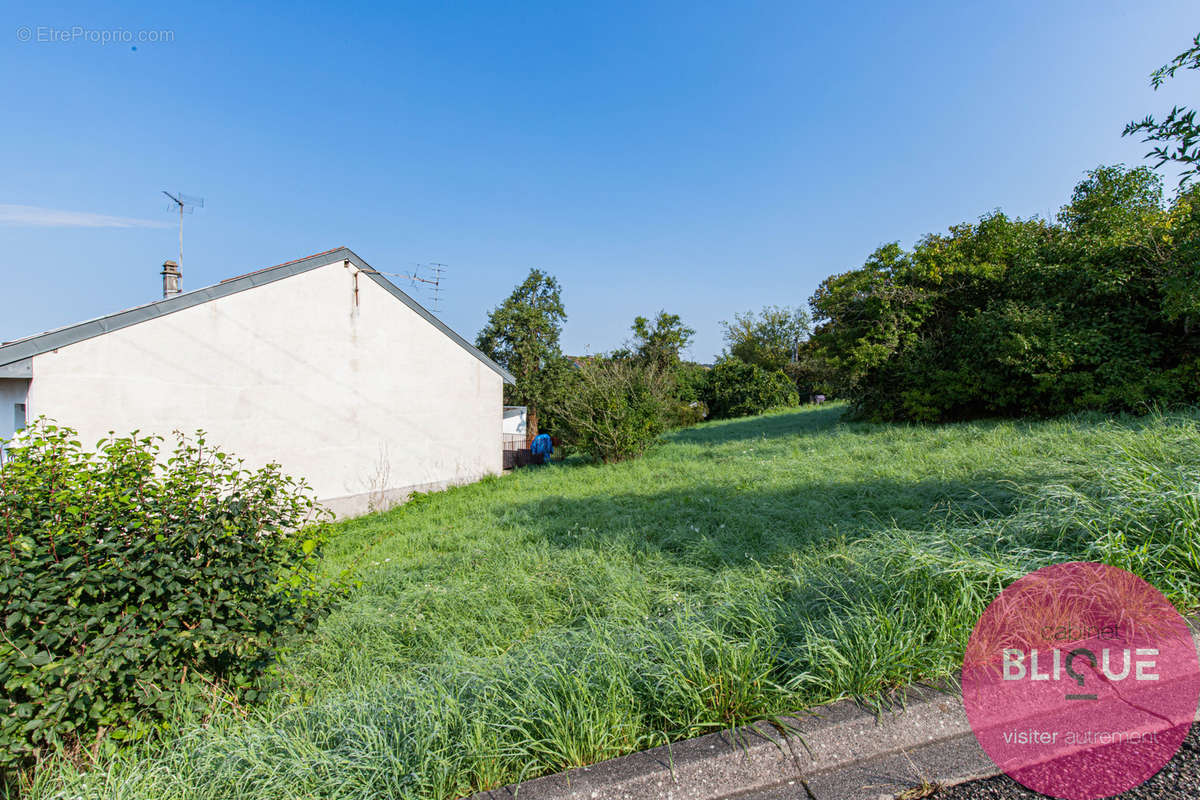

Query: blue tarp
[[531, 433, 553, 464]]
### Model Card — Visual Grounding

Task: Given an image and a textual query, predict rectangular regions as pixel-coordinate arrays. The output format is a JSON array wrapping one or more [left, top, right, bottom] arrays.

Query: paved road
[[932, 724, 1199, 799]]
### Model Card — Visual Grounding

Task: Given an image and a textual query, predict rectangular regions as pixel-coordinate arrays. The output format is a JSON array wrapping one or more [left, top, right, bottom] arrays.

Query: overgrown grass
[[21, 404, 1200, 799]]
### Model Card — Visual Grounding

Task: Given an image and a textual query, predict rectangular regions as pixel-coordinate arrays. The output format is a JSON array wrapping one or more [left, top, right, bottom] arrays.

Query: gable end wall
[[25, 259, 504, 514]]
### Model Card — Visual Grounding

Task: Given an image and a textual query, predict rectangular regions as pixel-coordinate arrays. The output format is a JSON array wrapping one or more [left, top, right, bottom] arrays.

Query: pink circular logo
[[962, 562, 1199, 799]]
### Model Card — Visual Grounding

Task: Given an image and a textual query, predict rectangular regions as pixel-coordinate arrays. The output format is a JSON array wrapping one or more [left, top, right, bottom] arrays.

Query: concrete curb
[[470, 683, 995, 800], [471, 625, 1200, 800]]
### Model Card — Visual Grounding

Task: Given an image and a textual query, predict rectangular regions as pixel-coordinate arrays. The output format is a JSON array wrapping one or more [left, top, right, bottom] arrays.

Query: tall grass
[[19, 405, 1200, 800]]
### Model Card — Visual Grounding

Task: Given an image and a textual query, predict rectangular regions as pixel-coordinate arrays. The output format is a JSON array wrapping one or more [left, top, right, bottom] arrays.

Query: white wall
[[25, 259, 504, 516], [0, 379, 30, 442], [502, 406, 527, 435]]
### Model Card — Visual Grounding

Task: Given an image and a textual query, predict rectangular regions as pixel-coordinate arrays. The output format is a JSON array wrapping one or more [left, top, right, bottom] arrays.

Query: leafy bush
[[0, 421, 334, 773], [661, 399, 707, 430], [556, 359, 674, 461], [657, 362, 709, 428], [700, 358, 800, 419], [671, 361, 710, 405]]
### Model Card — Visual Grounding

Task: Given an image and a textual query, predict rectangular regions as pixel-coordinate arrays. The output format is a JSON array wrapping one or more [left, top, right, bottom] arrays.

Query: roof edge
[[0, 358, 31, 379], [0, 247, 515, 385], [349, 253, 515, 384]]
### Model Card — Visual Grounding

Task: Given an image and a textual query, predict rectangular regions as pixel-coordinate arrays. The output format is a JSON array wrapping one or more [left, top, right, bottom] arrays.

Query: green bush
[[700, 358, 800, 419], [0, 421, 334, 773], [556, 359, 674, 461], [671, 361, 710, 405], [661, 399, 708, 429]]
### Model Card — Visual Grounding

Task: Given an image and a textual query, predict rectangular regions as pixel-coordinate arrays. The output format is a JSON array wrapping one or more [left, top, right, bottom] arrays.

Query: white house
[[0, 247, 514, 517]]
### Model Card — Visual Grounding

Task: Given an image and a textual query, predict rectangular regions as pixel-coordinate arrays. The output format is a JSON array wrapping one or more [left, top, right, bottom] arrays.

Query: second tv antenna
[[162, 191, 204, 269]]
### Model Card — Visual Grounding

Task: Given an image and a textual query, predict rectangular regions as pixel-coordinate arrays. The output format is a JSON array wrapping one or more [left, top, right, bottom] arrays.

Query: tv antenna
[[394, 262, 447, 312], [162, 191, 204, 269]]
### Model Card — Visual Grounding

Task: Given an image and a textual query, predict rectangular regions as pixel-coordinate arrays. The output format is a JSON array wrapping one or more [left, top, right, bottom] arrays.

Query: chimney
[[161, 260, 181, 298]]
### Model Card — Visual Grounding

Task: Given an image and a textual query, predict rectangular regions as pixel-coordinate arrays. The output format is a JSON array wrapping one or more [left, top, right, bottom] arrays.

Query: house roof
[[0, 247, 515, 384]]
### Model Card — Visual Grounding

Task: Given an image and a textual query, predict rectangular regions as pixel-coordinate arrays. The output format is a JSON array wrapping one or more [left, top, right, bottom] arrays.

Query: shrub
[[700, 358, 800, 419], [671, 361, 710, 405], [661, 399, 707, 429], [556, 359, 674, 462], [0, 421, 334, 773]]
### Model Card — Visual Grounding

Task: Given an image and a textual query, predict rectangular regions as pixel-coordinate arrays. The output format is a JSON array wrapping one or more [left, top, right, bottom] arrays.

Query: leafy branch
[[1124, 33, 1200, 186]]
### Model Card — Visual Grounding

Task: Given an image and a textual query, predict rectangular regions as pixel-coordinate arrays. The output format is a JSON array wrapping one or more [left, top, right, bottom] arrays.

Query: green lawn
[[29, 404, 1200, 800]]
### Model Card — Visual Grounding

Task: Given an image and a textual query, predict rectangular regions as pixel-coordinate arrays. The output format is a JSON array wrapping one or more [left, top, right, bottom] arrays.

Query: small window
[[13, 403, 25, 432]]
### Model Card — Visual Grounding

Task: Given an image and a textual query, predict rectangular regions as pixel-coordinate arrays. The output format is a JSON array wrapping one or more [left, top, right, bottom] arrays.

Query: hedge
[[0, 421, 334, 773]]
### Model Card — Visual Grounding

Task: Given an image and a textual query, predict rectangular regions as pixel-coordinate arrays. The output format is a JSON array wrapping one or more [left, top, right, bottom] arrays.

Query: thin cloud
[[0, 204, 172, 229]]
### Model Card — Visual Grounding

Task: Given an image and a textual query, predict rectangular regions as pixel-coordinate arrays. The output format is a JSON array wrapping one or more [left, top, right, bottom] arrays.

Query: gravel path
[[932, 724, 1199, 799]]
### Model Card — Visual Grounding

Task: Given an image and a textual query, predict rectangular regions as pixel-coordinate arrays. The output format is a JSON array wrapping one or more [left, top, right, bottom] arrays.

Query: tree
[[805, 165, 1198, 422], [1057, 165, 1163, 246], [720, 305, 811, 372], [1124, 32, 1200, 186], [475, 269, 571, 436], [808, 242, 930, 399], [1160, 183, 1200, 330], [629, 310, 695, 370]]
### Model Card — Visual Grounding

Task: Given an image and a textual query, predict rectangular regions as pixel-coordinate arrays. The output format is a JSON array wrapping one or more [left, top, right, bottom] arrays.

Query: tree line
[[807, 164, 1200, 421], [480, 160, 1200, 441], [478, 32, 1200, 441]]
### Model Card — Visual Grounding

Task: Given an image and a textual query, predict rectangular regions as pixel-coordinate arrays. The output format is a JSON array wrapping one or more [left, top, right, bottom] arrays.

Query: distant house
[[0, 247, 514, 517], [502, 405, 527, 444]]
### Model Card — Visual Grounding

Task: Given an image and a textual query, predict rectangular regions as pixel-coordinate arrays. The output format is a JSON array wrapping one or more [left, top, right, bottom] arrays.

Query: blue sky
[[2, 1, 1197, 361]]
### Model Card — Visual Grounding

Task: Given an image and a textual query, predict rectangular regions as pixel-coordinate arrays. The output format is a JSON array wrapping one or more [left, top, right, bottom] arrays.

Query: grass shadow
[[507, 473, 1040, 571], [667, 404, 851, 446]]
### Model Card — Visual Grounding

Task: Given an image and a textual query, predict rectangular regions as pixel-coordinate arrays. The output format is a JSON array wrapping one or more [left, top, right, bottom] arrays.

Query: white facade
[[0, 379, 29, 442], [502, 405, 527, 436], [1, 251, 510, 516]]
